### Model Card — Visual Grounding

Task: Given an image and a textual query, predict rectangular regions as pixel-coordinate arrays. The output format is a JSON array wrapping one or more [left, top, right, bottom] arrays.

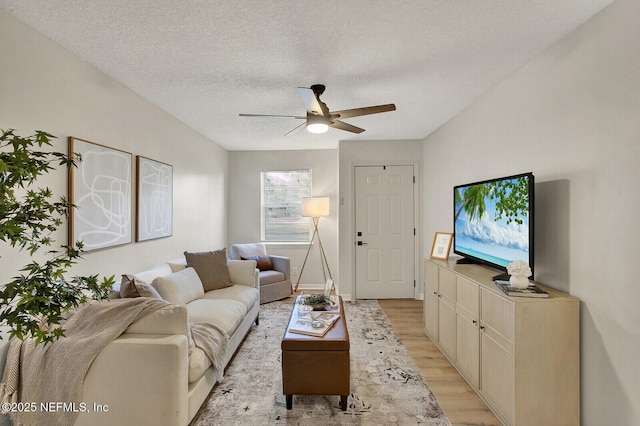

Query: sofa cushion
[[167, 257, 187, 273], [186, 299, 246, 336], [152, 267, 205, 305], [188, 347, 212, 383], [259, 270, 286, 285], [200, 285, 260, 312], [184, 249, 232, 291], [227, 259, 258, 287], [241, 254, 273, 271], [120, 274, 162, 299], [125, 303, 188, 336]]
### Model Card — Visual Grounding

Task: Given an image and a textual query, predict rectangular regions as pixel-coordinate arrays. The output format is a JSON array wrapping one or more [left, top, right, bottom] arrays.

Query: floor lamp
[[295, 196, 333, 293]]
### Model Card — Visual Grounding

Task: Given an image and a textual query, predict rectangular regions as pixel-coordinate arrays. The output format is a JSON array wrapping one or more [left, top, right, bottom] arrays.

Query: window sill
[[262, 241, 312, 247]]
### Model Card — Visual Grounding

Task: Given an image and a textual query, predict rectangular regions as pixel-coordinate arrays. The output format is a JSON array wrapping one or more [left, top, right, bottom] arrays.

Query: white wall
[[338, 139, 423, 300], [422, 1, 640, 423], [228, 149, 338, 290], [0, 10, 229, 284]]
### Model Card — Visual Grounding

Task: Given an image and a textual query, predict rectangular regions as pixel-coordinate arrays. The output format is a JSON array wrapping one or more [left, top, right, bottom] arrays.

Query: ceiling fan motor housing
[[310, 84, 326, 96]]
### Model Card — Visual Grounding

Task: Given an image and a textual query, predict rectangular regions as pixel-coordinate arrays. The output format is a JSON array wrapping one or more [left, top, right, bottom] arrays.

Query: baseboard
[[295, 284, 324, 291]]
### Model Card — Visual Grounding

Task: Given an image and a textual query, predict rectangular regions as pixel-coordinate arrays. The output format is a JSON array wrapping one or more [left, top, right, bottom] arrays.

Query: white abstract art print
[[68, 137, 132, 251], [136, 156, 173, 242]]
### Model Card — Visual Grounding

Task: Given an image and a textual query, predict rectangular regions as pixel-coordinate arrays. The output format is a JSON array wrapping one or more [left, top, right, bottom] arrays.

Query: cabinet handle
[[480, 325, 485, 331], [472, 320, 478, 325], [433, 291, 438, 296]]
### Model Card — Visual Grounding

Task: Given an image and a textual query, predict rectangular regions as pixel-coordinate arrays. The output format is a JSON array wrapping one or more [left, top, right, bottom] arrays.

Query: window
[[261, 170, 312, 241]]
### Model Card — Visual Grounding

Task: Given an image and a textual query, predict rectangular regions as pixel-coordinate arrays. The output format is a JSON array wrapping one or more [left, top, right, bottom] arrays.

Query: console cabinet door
[[423, 260, 439, 340], [480, 288, 514, 424], [456, 277, 480, 387], [438, 269, 457, 361]]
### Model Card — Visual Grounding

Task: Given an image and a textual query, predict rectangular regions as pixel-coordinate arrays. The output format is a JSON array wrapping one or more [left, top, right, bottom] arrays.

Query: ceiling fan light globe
[[307, 123, 329, 134]]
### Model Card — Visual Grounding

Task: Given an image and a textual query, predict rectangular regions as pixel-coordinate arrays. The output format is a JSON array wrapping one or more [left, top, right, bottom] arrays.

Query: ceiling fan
[[239, 84, 396, 136]]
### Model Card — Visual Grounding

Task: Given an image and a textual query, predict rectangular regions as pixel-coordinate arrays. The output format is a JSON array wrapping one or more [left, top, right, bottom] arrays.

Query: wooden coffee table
[[281, 296, 350, 410]]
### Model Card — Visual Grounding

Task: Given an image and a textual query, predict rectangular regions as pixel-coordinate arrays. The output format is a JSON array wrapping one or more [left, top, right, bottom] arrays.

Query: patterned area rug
[[191, 300, 451, 425]]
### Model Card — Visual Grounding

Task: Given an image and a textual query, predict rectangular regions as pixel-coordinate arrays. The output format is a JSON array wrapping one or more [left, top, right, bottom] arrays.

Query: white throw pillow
[[152, 267, 205, 305], [133, 263, 174, 286]]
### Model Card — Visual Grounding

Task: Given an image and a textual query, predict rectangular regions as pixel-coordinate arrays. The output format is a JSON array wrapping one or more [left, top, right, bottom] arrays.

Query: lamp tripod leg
[[295, 223, 318, 292]]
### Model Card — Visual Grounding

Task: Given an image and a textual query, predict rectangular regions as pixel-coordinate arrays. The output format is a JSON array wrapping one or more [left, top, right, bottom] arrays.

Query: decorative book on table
[[288, 312, 340, 337], [495, 280, 549, 298]]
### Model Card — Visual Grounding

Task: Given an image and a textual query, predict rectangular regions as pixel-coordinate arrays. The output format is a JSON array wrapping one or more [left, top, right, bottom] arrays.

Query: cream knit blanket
[[0, 298, 172, 426]]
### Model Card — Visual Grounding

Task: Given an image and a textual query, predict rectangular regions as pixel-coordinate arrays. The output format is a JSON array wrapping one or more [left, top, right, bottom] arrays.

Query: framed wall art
[[136, 156, 173, 242], [68, 137, 132, 251], [430, 232, 453, 260]]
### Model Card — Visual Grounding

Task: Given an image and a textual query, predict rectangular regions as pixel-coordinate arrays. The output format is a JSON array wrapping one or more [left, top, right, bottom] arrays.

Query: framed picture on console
[[323, 278, 334, 297], [68, 137, 132, 251], [430, 232, 453, 260], [136, 156, 173, 242]]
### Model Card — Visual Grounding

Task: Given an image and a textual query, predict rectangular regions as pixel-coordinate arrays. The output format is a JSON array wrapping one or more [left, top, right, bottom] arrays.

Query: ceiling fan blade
[[330, 104, 396, 119], [239, 113, 305, 119], [284, 121, 306, 137], [297, 87, 328, 116], [330, 119, 365, 134]]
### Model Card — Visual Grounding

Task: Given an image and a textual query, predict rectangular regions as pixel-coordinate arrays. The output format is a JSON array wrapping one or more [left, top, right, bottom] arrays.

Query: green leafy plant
[[0, 129, 115, 345], [298, 293, 331, 307]]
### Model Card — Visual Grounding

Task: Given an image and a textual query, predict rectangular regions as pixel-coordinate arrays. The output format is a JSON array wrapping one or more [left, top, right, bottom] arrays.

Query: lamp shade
[[302, 197, 330, 217]]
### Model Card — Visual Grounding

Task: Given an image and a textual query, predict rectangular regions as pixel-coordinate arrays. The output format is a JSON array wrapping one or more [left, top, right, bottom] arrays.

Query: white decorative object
[[509, 275, 529, 289], [507, 260, 532, 289]]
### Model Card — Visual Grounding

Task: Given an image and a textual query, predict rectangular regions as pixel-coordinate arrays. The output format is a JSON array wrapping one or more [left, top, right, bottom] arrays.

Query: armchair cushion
[[259, 270, 286, 285]]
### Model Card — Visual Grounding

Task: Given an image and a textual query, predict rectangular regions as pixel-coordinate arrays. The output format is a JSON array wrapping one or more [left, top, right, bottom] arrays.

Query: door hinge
[[413, 175, 416, 183], [414, 228, 416, 236], [414, 280, 416, 288]]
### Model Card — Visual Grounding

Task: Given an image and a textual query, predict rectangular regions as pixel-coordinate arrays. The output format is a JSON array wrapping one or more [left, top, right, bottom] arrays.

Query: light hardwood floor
[[377, 299, 501, 426]]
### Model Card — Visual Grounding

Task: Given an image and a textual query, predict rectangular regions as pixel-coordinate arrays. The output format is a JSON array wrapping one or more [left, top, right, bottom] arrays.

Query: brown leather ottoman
[[281, 296, 350, 410]]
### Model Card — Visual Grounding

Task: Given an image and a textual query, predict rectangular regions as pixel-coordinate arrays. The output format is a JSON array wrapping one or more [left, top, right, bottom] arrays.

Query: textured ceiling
[[1, 0, 612, 150]]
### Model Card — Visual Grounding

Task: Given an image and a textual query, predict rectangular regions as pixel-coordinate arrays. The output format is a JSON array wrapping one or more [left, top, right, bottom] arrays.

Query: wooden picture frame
[[323, 278, 334, 297], [430, 232, 453, 260], [136, 156, 173, 242], [68, 137, 132, 251]]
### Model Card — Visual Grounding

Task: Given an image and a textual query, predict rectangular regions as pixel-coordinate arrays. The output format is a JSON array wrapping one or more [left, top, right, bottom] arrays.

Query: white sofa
[[74, 256, 260, 426]]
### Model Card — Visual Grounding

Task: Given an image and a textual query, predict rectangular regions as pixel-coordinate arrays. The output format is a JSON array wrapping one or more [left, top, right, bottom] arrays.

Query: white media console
[[423, 257, 580, 425]]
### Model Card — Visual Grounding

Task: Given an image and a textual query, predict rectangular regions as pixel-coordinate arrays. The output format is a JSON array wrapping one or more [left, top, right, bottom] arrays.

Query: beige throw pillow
[[184, 248, 232, 291], [120, 274, 162, 299]]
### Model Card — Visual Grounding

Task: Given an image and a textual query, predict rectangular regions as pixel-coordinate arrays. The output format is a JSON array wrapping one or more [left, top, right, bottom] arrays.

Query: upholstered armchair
[[230, 243, 292, 304]]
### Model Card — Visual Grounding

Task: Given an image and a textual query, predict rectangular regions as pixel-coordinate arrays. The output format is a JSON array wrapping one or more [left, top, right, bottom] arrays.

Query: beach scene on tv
[[454, 175, 530, 268]]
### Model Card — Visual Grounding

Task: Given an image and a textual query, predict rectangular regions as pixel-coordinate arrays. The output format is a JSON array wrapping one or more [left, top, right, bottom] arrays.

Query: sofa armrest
[[270, 255, 291, 281], [77, 334, 189, 426], [125, 303, 188, 335], [228, 259, 259, 288]]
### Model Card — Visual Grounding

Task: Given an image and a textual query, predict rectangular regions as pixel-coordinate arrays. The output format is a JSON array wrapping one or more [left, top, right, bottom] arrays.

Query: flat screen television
[[453, 172, 534, 280]]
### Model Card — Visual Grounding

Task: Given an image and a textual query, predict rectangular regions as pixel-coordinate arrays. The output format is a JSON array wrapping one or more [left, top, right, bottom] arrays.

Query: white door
[[354, 165, 415, 299]]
